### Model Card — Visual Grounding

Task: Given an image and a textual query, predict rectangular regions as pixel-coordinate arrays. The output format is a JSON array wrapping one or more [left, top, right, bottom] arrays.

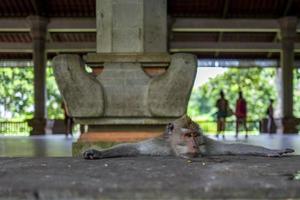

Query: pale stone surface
[[75, 117, 178, 125], [52, 0, 192, 127], [52, 53, 197, 121], [52, 55, 104, 117], [0, 156, 300, 199], [97, 0, 143, 53], [148, 53, 197, 117], [144, 0, 167, 52], [96, 0, 112, 52], [96, 0, 166, 53], [97, 62, 151, 117], [84, 52, 171, 64]]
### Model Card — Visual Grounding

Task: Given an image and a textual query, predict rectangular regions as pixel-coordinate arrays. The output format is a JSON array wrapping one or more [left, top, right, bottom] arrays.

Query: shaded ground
[[0, 156, 300, 199]]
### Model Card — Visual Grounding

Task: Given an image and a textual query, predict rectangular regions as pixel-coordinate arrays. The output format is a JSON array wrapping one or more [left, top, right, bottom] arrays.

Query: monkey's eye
[[184, 132, 199, 138], [184, 133, 192, 137]]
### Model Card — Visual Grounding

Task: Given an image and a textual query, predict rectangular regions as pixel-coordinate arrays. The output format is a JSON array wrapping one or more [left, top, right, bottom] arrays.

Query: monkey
[[83, 115, 294, 160]]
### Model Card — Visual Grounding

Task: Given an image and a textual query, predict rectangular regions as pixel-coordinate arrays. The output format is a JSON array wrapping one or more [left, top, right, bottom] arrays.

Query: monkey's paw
[[83, 149, 101, 160], [267, 148, 295, 157]]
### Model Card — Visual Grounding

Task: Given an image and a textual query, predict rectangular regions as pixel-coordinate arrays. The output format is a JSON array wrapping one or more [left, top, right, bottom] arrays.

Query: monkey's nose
[[192, 146, 199, 154]]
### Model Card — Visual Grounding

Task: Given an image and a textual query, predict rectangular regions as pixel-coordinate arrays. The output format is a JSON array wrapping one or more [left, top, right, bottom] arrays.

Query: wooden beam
[[0, 42, 95, 52], [0, 17, 96, 32], [0, 42, 32, 52], [0, 41, 299, 53], [1, 17, 299, 33], [0, 18, 29, 32], [170, 42, 300, 53], [267, 33, 279, 58], [172, 18, 281, 32], [215, 0, 230, 57], [46, 42, 96, 52], [47, 18, 96, 32], [170, 42, 282, 52]]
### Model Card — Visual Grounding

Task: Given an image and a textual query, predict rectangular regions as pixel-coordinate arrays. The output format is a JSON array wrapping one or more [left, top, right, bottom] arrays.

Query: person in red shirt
[[235, 91, 248, 138]]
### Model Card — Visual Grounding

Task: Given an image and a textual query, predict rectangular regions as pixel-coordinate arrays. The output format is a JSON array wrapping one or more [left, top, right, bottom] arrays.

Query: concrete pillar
[[96, 0, 167, 53], [276, 17, 298, 133], [27, 16, 48, 135]]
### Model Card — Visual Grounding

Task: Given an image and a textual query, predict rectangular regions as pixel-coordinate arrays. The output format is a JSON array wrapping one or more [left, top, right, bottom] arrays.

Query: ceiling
[[0, 0, 299, 60]]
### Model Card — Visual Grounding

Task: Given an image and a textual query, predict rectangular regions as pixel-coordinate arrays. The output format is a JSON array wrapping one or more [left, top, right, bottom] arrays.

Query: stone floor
[[0, 134, 300, 199], [0, 156, 299, 199]]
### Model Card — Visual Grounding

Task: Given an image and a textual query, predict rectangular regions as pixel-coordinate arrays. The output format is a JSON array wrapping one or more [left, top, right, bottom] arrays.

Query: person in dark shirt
[[235, 91, 248, 138], [61, 101, 73, 137], [216, 90, 229, 138], [266, 99, 276, 133]]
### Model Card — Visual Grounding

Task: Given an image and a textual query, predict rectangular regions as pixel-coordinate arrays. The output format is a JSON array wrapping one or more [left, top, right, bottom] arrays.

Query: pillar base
[[275, 117, 300, 134], [72, 124, 164, 157], [28, 118, 52, 135]]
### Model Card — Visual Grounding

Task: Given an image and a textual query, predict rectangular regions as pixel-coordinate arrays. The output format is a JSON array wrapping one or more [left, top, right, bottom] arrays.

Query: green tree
[[47, 67, 64, 119], [293, 69, 300, 117], [0, 66, 63, 120], [188, 68, 277, 121], [0, 67, 34, 119]]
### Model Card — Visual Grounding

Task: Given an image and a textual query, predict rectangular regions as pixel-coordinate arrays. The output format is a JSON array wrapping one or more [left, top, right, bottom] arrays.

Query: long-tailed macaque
[[83, 115, 294, 160]]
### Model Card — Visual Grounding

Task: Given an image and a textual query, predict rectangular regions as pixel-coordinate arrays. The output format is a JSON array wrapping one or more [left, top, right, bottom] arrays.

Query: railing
[[197, 120, 261, 135], [0, 120, 261, 136], [0, 121, 31, 135]]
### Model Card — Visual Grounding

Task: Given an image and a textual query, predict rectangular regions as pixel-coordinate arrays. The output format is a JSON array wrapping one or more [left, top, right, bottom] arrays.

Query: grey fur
[[83, 115, 294, 160]]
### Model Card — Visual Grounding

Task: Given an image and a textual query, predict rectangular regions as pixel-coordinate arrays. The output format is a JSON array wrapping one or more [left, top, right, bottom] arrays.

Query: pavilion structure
[[0, 0, 300, 134]]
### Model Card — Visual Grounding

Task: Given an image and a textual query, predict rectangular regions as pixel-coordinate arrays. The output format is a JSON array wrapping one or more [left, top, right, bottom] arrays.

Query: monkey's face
[[166, 115, 204, 158], [170, 127, 201, 158], [180, 128, 200, 158]]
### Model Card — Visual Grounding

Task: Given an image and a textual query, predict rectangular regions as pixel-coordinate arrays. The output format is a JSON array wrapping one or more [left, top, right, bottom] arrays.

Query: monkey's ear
[[166, 123, 174, 135]]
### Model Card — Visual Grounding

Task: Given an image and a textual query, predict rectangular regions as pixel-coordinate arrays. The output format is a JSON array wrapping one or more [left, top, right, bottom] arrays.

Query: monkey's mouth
[[185, 152, 199, 158]]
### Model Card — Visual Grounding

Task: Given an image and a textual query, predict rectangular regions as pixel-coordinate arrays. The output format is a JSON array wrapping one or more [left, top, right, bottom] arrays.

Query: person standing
[[61, 101, 73, 137], [235, 91, 248, 138], [216, 90, 229, 138], [266, 99, 276, 133]]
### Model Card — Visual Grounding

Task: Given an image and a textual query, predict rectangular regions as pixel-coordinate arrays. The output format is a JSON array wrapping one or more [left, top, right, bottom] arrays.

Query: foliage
[[294, 69, 300, 117], [0, 67, 63, 120], [1, 65, 300, 122], [47, 67, 64, 119], [0, 67, 34, 119], [188, 68, 277, 121]]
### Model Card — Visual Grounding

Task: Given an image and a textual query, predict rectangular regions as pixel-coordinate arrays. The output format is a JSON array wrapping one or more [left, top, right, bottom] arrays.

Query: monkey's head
[[165, 115, 204, 158]]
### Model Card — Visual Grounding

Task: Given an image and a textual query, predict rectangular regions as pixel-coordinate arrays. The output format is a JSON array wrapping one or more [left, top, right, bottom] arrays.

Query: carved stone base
[[72, 126, 163, 157], [53, 53, 197, 120], [275, 117, 300, 134]]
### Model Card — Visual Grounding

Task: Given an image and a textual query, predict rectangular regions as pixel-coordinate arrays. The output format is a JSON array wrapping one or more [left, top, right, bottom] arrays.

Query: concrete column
[[276, 17, 298, 133], [27, 16, 48, 135], [96, 0, 167, 53]]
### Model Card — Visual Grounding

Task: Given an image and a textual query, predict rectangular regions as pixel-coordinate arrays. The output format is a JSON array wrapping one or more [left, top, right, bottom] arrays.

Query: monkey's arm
[[83, 138, 173, 159], [203, 137, 294, 157], [83, 143, 140, 159]]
